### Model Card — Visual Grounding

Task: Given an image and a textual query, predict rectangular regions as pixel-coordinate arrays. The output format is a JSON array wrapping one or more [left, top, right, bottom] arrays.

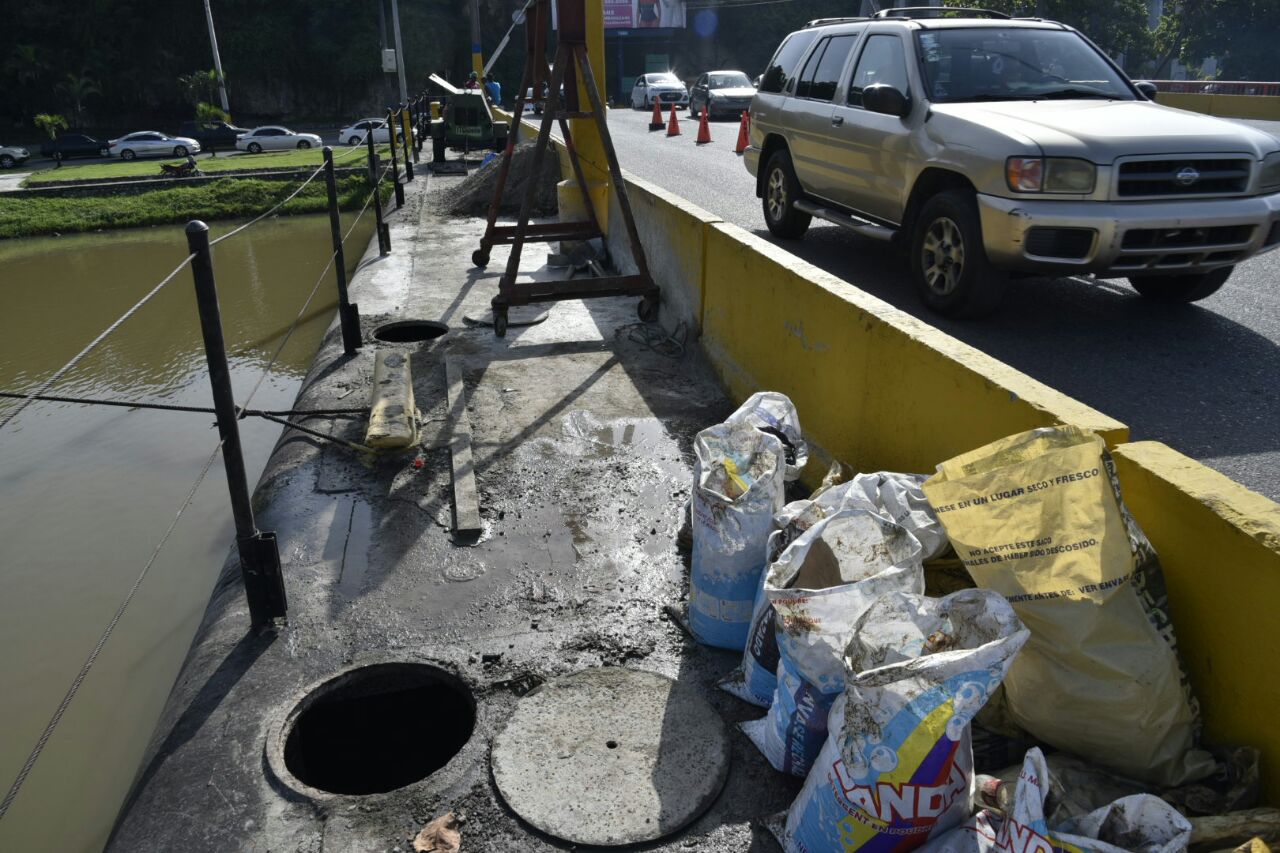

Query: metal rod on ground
[[401, 107, 416, 176], [386, 108, 405, 208], [322, 147, 363, 354], [366, 129, 390, 254], [185, 221, 287, 628]]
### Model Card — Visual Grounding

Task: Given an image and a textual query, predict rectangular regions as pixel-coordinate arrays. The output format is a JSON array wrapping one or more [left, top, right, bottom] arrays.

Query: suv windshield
[[916, 28, 1133, 103], [710, 72, 752, 89]]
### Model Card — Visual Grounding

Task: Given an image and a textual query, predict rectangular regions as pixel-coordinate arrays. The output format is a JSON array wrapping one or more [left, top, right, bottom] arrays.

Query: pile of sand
[[445, 140, 562, 218]]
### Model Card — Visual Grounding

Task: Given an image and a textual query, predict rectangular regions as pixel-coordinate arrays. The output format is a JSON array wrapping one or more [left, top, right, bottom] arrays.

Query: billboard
[[605, 0, 686, 29]]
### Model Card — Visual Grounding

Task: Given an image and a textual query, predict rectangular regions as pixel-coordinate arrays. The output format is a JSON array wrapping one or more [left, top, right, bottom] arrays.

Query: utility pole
[[390, 0, 409, 104], [203, 0, 230, 113], [469, 0, 484, 78]]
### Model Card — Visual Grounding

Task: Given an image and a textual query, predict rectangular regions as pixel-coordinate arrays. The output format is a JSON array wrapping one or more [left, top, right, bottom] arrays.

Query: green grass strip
[[0, 174, 391, 240]]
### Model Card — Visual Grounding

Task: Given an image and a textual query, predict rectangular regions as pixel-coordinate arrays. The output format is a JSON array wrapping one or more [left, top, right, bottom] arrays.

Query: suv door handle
[[831, 115, 844, 126]]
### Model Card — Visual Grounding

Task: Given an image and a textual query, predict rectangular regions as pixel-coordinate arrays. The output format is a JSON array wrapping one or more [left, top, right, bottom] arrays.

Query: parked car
[[337, 118, 397, 145], [629, 72, 689, 110], [178, 120, 249, 151], [39, 133, 110, 161], [0, 144, 31, 169], [235, 126, 323, 153], [108, 131, 201, 161], [690, 70, 757, 119], [746, 8, 1280, 316]]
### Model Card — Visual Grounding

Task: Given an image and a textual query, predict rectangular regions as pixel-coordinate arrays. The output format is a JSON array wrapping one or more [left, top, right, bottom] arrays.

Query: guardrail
[[1151, 79, 1280, 97]]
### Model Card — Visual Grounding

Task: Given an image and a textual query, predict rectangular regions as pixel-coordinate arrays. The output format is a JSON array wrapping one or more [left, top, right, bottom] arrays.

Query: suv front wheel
[[910, 190, 1006, 318], [762, 149, 811, 239], [1128, 267, 1231, 303]]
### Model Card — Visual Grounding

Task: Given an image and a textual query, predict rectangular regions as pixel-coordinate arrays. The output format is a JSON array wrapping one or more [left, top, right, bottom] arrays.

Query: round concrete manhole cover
[[490, 667, 730, 846], [462, 306, 549, 328]]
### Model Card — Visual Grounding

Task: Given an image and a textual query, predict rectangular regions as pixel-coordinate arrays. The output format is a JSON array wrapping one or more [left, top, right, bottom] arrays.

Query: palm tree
[[57, 72, 102, 129]]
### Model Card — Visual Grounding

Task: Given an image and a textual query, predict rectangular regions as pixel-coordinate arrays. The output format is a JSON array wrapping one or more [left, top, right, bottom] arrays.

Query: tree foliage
[[941, 0, 1154, 62], [34, 113, 69, 139], [1153, 0, 1280, 80]]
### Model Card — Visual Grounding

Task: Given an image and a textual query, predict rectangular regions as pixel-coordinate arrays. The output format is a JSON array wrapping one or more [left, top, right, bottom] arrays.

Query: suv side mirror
[[863, 84, 911, 119], [1134, 81, 1158, 100]]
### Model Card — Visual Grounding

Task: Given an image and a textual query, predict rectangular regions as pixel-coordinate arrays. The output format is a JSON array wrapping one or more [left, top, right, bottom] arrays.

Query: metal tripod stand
[[471, 0, 659, 337]]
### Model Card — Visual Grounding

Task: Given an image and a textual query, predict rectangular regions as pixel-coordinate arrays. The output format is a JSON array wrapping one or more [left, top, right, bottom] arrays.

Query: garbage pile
[[683, 394, 1274, 853]]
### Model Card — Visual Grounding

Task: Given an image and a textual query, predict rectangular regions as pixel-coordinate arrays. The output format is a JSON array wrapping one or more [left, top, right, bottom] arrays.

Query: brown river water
[[0, 213, 375, 851]]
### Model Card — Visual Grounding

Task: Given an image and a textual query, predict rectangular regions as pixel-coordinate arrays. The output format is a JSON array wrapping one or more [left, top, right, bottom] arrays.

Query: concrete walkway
[[108, 171, 799, 850]]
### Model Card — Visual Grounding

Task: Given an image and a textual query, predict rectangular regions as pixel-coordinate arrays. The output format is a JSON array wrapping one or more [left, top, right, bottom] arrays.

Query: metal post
[[401, 107, 415, 178], [386, 109, 405, 208], [366, 130, 390, 254], [323, 148, 363, 354], [185, 221, 287, 628], [390, 0, 409, 104], [203, 0, 231, 113]]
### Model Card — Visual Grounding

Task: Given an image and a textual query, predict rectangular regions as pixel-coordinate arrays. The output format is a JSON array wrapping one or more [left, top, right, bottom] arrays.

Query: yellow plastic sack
[[922, 426, 1213, 787]]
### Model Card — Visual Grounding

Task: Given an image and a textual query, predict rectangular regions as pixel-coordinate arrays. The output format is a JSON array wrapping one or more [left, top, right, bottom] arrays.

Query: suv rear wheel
[[762, 149, 810, 239], [910, 190, 1006, 318], [1128, 267, 1231, 302]]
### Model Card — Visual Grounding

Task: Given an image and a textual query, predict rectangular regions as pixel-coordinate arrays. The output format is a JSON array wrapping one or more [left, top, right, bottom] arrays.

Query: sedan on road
[[39, 133, 110, 161], [0, 143, 31, 168], [337, 118, 396, 145], [689, 70, 756, 119], [630, 73, 689, 110], [236, 126, 323, 153], [109, 131, 201, 161]]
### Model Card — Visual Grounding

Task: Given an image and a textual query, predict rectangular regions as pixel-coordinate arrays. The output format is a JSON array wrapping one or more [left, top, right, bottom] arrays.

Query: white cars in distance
[[0, 144, 30, 168], [629, 72, 689, 110], [338, 118, 396, 145], [108, 131, 201, 161], [236, 126, 323, 153]]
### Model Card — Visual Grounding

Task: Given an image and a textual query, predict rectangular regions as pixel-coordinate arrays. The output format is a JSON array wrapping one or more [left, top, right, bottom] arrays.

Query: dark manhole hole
[[282, 663, 474, 796], [372, 320, 448, 344]]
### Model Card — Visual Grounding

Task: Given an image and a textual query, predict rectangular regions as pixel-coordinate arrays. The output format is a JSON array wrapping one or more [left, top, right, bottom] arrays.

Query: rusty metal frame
[[470, 0, 659, 336]]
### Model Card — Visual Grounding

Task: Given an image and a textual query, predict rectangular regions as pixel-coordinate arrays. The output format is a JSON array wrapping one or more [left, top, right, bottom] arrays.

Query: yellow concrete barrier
[[1111, 442, 1280, 800], [1157, 91, 1280, 120], [699, 221, 1128, 476]]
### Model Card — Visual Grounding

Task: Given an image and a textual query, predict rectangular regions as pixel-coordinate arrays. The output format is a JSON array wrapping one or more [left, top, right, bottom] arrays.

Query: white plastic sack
[[690, 423, 785, 650], [725, 391, 809, 482], [774, 473, 950, 562], [743, 510, 924, 777], [778, 589, 1029, 852], [720, 500, 829, 707], [919, 748, 1191, 853]]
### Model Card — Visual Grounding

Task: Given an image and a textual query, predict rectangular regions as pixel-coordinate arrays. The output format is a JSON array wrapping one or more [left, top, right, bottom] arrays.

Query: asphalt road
[[605, 107, 1280, 501]]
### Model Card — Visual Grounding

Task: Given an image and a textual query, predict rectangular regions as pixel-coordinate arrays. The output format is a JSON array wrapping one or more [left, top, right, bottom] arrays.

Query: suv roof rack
[[803, 16, 870, 28], [873, 6, 1010, 19]]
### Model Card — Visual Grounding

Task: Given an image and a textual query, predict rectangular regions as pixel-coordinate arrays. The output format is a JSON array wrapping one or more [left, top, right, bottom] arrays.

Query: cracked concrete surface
[[108, 170, 800, 851]]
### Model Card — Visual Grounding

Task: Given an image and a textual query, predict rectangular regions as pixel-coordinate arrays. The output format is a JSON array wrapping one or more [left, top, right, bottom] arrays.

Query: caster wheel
[[637, 295, 659, 323], [472, 248, 490, 267], [494, 310, 509, 337]]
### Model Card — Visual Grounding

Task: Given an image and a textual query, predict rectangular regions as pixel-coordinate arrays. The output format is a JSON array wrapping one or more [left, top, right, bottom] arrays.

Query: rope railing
[[0, 135, 406, 822]]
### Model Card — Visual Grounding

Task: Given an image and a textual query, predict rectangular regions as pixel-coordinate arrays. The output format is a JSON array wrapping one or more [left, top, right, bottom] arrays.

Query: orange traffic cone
[[666, 104, 681, 137], [734, 110, 750, 154], [695, 109, 712, 144], [649, 99, 664, 131]]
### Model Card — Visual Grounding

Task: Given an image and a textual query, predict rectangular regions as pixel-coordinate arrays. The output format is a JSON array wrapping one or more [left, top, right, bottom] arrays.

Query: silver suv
[[744, 8, 1280, 316]]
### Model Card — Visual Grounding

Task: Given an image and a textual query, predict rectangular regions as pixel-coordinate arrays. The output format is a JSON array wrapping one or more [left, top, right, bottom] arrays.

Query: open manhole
[[372, 320, 448, 343], [279, 662, 474, 796]]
